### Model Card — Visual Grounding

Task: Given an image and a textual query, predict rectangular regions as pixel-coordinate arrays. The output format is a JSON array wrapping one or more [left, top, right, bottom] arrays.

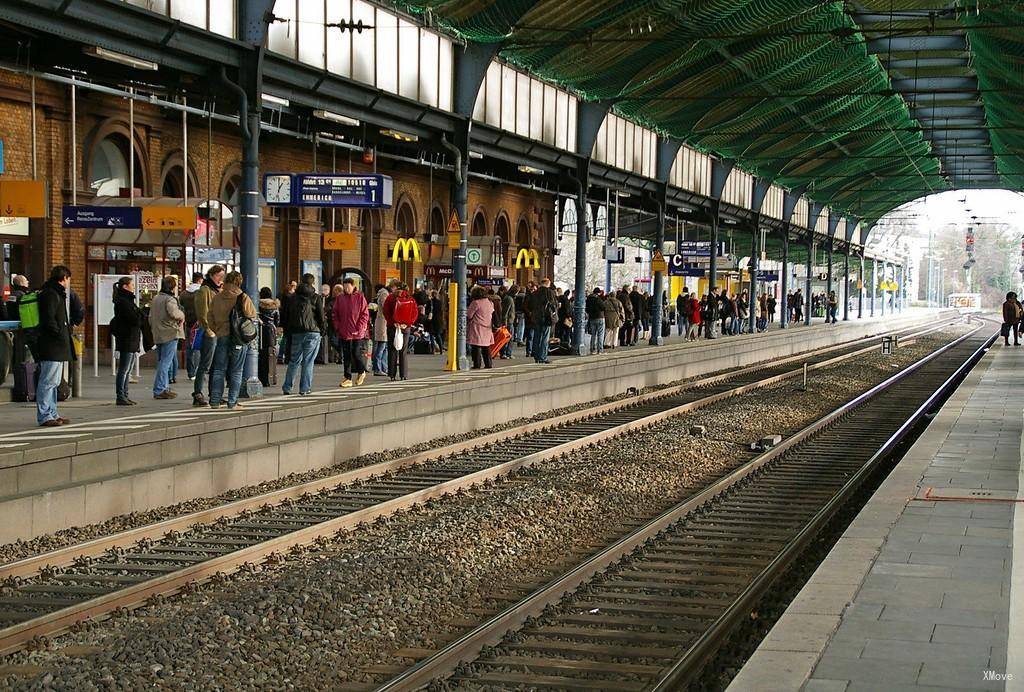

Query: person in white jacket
[[149, 275, 185, 399]]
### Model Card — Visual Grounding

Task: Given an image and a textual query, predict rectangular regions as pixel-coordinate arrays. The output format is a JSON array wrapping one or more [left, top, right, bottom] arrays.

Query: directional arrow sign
[[141, 206, 196, 230], [0, 180, 46, 218], [62, 205, 142, 229], [323, 232, 357, 250]]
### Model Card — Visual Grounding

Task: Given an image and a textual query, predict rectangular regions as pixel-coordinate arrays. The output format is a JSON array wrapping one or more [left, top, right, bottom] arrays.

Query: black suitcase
[[661, 321, 671, 338], [412, 340, 432, 355]]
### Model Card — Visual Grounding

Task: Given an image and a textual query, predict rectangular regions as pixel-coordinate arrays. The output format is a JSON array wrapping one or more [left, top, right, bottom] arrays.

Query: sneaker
[[192, 394, 208, 407], [373, 371, 387, 377], [154, 391, 177, 400], [355, 373, 366, 386], [282, 390, 292, 396], [339, 379, 353, 388]]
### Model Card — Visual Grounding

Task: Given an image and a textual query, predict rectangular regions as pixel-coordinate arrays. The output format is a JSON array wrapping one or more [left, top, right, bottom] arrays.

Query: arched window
[[471, 210, 487, 237], [494, 213, 510, 267], [516, 218, 531, 248], [160, 160, 200, 200], [562, 199, 577, 236], [395, 201, 416, 238], [89, 135, 144, 196], [428, 206, 445, 239], [596, 205, 608, 238]]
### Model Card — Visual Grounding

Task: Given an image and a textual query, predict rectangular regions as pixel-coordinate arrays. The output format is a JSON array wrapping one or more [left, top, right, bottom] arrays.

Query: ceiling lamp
[[518, 165, 544, 175], [314, 109, 360, 127], [380, 128, 418, 142], [83, 46, 158, 71]]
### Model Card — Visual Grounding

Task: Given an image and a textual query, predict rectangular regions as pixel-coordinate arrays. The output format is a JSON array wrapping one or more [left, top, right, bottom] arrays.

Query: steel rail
[[652, 326, 997, 690], [0, 320, 953, 583], [375, 324, 988, 692], [0, 321, 960, 657]]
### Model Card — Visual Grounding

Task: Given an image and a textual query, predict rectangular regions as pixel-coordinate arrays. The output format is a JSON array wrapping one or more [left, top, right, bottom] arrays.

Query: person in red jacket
[[383, 281, 418, 381], [686, 294, 702, 341], [331, 278, 370, 387]]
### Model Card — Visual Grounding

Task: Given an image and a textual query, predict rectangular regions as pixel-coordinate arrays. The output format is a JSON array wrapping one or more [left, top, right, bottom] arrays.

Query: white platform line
[[61, 424, 150, 431], [1007, 409, 1024, 692], [0, 443, 29, 448], [0, 433, 93, 441]]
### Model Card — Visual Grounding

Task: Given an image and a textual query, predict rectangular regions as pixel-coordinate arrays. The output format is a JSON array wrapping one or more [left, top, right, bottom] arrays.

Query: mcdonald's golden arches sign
[[515, 248, 540, 269], [391, 238, 421, 262]]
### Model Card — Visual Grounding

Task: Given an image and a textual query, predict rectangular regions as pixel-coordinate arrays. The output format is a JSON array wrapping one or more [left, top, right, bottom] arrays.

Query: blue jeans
[[154, 340, 178, 395], [116, 351, 136, 402], [531, 324, 551, 362], [524, 325, 534, 357], [372, 340, 388, 373], [35, 360, 63, 425], [210, 338, 247, 407], [589, 317, 605, 354], [284, 332, 321, 394], [677, 317, 687, 336], [193, 334, 217, 397]]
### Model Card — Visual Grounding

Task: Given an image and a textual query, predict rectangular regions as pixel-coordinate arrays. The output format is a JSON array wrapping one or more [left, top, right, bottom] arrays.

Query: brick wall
[[0, 71, 556, 306]]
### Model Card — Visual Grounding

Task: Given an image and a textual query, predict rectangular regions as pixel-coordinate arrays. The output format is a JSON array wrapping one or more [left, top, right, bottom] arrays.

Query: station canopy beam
[[388, 0, 1024, 226]]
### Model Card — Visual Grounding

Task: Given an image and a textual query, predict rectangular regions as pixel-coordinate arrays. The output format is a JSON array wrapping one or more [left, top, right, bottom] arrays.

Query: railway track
[[375, 323, 994, 692], [0, 320, 962, 657]]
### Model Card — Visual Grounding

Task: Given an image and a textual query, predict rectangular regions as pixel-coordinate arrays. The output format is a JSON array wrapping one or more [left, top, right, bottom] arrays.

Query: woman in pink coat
[[466, 285, 495, 369]]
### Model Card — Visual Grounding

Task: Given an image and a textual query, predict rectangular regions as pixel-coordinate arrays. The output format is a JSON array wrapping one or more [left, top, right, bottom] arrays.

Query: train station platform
[[730, 334, 1023, 691], [0, 308, 949, 546]]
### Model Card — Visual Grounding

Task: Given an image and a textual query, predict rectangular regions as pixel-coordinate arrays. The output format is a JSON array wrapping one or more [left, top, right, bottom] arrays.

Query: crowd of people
[[21, 263, 861, 427], [1002, 291, 1023, 346]]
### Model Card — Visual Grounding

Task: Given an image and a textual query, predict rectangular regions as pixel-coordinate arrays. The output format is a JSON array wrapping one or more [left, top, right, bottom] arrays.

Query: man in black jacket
[[34, 266, 74, 427], [525, 278, 557, 364]]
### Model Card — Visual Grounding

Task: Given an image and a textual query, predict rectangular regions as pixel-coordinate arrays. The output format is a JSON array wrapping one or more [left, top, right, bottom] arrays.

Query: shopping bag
[[392, 329, 404, 351], [490, 326, 511, 359], [189, 324, 204, 351]]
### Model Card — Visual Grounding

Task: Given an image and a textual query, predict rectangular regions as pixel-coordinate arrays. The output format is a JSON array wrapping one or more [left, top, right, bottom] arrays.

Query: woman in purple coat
[[466, 285, 495, 369]]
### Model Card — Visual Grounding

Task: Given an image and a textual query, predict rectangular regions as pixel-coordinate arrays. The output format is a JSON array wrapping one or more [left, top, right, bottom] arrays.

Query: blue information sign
[[297, 174, 393, 208], [0, 139, 4, 174], [263, 173, 393, 208], [756, 270, 780, 282], [62, 205, 142, 229]]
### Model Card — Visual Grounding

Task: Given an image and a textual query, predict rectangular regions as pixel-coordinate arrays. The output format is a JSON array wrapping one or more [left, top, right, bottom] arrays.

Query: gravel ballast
[[0, 330, 966, 689]]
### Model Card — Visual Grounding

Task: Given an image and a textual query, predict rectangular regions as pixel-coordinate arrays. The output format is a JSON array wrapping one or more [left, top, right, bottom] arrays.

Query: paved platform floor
[[0, 311, 891, 437], [729, 336, 1023, 691]]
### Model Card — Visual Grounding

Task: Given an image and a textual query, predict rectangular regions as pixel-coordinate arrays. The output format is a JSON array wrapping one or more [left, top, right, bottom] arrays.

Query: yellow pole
[[445, 283, 458, 371]]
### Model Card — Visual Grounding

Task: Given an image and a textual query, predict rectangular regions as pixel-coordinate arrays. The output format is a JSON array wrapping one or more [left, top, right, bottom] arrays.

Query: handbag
[[1000, 323, 1012, 337]]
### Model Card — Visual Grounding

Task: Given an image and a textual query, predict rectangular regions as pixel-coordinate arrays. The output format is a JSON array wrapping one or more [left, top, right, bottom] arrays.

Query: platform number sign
[[881, 335, 898, 355]]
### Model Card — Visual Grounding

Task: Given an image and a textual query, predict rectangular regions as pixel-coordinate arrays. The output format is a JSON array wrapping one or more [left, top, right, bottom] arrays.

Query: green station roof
[[389, 0, 1024, 226]]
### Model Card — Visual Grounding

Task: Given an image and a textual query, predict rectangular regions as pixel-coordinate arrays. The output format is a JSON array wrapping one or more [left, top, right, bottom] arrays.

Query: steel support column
[[234, 0, 275, 398], [857, 254, 864, 319], [649, 187, 667, 346], [779, 229, 789, 329], [880, 260, 887, 317], [450, 122, 471, 371], [709, 201, 720, 293], [748, 216, 759, 334], [871, 258, 877, 317], [805, 234, 813, 326], [572, 162, 589, 356], [826, 241, 833, 322], [843, 250, 850, 321]]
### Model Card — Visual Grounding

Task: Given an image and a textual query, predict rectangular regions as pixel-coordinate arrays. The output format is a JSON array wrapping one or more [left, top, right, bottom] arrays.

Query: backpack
[[393, 294, 419, 325], [229, 294, 258, 346], [17, 291, 40, 329]]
